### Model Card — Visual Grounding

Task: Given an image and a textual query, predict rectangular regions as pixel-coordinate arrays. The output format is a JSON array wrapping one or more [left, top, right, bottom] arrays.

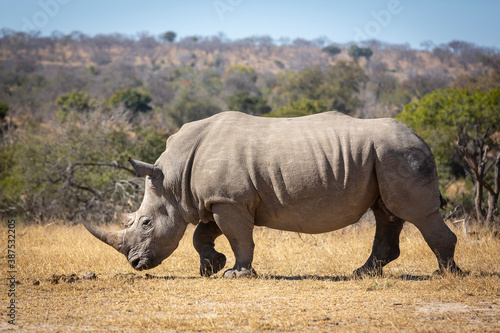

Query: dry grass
[[1, 218, 499, 332]]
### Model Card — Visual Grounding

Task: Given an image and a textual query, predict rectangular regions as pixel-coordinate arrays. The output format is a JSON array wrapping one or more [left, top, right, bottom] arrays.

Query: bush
[[91, 51, 112, 65], [161, 31, 177, 43], [286, 62, 367, 114], [265, 99, 327, 118], [0, 111, 166, 222], [227, 90, 271, 115], [223, 65, 258, 95], [108, 89, 153, 115], [167, 89, 221, 128], [55, 91, 95, 121], [274, 60, 285, 69], [0, 103, 8, 121], [88, 65, 100, 75], [322, 45, 341, 57], [348, 45, 373, 61], [396, 88, 500, 223]]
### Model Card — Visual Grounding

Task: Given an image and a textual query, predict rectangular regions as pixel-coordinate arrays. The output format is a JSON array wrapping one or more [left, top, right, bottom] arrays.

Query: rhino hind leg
[[193, 221, 227, 277], [354, 198, 405, 277], [411, 211, 462, 275]]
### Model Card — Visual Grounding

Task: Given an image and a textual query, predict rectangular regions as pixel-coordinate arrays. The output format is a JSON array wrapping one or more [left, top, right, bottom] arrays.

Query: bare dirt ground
[[1, 220, 499, 332]]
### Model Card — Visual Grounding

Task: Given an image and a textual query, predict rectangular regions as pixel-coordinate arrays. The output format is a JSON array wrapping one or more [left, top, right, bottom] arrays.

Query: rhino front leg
[[193, 221, 227, 277], [212, 204, 257, 278], [354, 199, 404, 277]]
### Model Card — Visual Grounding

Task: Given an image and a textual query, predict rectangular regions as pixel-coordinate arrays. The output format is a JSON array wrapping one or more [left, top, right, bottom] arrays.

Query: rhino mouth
[[129, 256, 161, 271], [129, 256, 149, 271], [129, 257, 142, 270]]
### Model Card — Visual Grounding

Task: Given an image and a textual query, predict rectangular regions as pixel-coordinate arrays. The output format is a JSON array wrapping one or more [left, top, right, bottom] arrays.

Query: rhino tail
[[439, 193, 447, 210]]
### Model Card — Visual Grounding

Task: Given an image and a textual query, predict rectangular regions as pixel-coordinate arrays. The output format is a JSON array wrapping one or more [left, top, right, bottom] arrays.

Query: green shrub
[[265, 99, 327, 118], [0, 111, 167, 222], [0, 103, 8, 120], [88, 65, 100, 75], [322, 45, 341, 57], [227, 90, 271, 115], [167, 89, 221, 128], [55, 91, 94, 121], [109, 88, 152, 114]]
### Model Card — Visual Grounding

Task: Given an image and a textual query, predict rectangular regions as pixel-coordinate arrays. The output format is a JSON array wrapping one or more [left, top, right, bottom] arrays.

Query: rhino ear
[[128, 157, 160, 178]]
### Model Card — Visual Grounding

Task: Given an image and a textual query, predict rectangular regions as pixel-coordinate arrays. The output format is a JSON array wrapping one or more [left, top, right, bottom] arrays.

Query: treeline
[[1, 29, 499, 120], [0, 30, 499, 224]]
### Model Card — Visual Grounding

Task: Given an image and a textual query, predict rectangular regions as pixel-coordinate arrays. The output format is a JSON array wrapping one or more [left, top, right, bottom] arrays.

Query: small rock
[[114, 272, 141, 281], [49, 274, 61, 284], [82, 272, 97, 280], [33, 280, 40, 286], [64, 274, 79, 283]]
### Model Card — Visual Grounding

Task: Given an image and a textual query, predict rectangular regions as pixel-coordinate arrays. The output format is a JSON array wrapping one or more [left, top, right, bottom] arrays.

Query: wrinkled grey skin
[[83, 111, 461, 278]]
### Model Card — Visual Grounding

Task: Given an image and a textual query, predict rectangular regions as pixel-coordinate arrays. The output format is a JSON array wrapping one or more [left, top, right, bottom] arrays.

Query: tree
[[452, 73, 500, 92], [321, 61, 368, 114], [396, 88, 500, 225], [0, 103, 8, 121], [0, 110, 166, 222], [88, 65, 100, 75], [420, 40, 435, 51], [265, 99, 327, 118], [109, 88, 152, 114], [401, 74, 450, 99], [0, 103, 9, 139], [227, 90, 271, 115], [168, 90, 221, 128], [322, 45, 341, 57], [366, 61, 410, 111], [447, 40, 482, 70], [286, 62, 367, 114], [222, 65, 258, 95], [432, 45, 452, 65], [55, 91, 94, 120], [90, 51, 112, 65], [478, 53, 500, 74], [348, 45, 373, 62], [161, 31, 177, 43], [287, 65, 324, 100]]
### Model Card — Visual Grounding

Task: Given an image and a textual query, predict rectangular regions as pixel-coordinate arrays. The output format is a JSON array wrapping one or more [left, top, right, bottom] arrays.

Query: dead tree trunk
[[460, 145, 500, 226], [459, 145, 487, 223], [485, 153, 500, 226]]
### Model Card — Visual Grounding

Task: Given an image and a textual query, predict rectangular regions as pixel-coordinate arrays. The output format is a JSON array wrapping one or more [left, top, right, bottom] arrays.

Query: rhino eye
[[142, 218, 153, 229]]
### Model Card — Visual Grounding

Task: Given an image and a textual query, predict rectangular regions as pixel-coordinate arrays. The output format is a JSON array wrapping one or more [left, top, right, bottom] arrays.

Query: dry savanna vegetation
[[2, 28, 500, 333], [1, 216, 499, 332]]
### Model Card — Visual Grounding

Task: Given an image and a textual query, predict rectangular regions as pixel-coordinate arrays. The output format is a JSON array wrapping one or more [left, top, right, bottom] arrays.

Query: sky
[[1, 0, 499, 49]]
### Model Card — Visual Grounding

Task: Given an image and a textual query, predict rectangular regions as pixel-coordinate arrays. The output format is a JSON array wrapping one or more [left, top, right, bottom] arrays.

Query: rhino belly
[[254, 187, 378, 234]]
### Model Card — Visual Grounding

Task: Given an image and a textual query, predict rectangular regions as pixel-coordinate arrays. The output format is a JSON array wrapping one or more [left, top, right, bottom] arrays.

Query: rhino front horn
[[128, 157, 156, 178], [80, 214, 125, 252]]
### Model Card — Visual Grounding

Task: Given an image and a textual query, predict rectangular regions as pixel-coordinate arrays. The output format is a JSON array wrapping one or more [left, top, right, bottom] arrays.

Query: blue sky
[[1, 0, 499, 49]]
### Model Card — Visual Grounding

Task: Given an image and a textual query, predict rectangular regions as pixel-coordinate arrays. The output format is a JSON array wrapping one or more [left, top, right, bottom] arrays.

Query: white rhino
[[83, 111, 461, 277]]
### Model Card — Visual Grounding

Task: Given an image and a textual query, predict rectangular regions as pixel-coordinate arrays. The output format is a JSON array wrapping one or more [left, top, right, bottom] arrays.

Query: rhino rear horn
[[128, 157, 156, 178]]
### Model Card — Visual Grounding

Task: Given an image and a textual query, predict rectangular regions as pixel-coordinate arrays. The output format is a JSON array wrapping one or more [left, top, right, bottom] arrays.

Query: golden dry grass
[[1, 218, 499, 332]]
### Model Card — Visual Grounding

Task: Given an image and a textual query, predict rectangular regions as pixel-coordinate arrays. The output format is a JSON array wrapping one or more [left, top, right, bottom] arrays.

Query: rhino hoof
[[432, 266, 466, 277], [223, 267, 257, 279], [353, 266, 383, 278], [200, 252, 227, 277]]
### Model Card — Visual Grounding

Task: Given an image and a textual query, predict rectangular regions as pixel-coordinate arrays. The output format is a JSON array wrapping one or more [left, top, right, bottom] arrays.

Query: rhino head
[[83, 157, 187, 270]]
